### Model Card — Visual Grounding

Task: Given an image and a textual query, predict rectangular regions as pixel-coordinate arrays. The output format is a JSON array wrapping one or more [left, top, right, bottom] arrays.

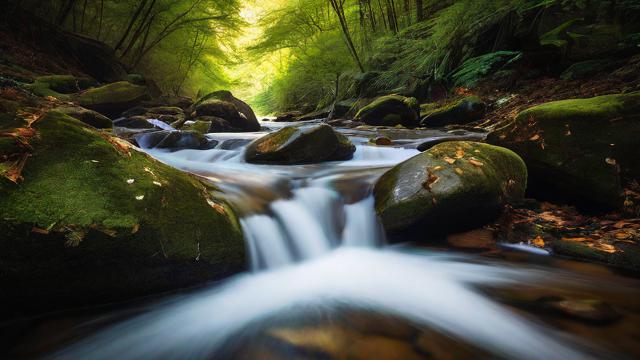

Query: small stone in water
[[537, 297, 621, 324]]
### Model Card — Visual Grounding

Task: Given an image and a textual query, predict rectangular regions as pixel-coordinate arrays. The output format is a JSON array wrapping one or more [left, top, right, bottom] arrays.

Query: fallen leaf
[[562, 237, 590, 242], [443, 156, 456, 165], [432, 166, 443, 171], [423, 170, 439, 190], [614, 231, 630, 240], [153, 181, 162, 187], [532, 236, 545, 247], [455, 148, 465, 159], [468, 158, 484, 167], [454, 168, 464, 175], [135, 195, 145, 201], [131, 224, 140, 234], [605, 158, 617, 166], [530, 134, 540, 141]]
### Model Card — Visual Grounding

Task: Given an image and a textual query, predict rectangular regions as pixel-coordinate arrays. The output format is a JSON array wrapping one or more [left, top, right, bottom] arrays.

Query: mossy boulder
[[25, 75, 96, 100], [245, 124, 356, 164], [374, 141, 527, 237], [182, 120, 213, 135], [54, 106, 112, 129], [488, 92, 640, 209], [354, 95, 420, 127], [420, 96, 486, 127], [194, 91, 259, 128], [75, 81, 150, 118], [0, 111, 244, 317], [195, 99, 260, 132]]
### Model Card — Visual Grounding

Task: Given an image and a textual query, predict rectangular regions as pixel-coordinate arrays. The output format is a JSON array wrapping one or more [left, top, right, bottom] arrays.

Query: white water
[[51, 122, 607, 359]]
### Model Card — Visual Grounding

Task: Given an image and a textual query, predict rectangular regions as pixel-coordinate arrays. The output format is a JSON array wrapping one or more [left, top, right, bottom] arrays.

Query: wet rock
[[536, 297, 621, 324], [219, 139, 252, 150], [113, 116, 155, 129], [181, 120, 212, 135], [374, 141, 527, 236], [560, 59, 617, 80], [416, 132, 487, 151], [195, 99, 260, 132], [273, 111, 303, 122], [146, 106, 184, 116], [371, 137, 393, 146], [75, 81, 150, 118], [54, 106, 112, 129], [0, 111, 244, 318], [194, 90, 259, 129], [135, 130, 217, 150], [420, 96, 486, 127], [488, 92, 640, 209], [245, 124, 355, 164], [355, 95, 420, 127]]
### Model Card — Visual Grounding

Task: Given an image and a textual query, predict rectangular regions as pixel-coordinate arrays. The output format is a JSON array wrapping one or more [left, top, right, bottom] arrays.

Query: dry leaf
[[423, 170, 439, 190], [455, 148, 465, 159], [532, 236, 545, 247], [614, 231, 630, 240], [468, 158, 484, 167], [605, 158, 617, 166], [443, 156, 456, 165], [454, 168, 464, 175], [529, 134, 540, 141], [432, 166, 443, 171]]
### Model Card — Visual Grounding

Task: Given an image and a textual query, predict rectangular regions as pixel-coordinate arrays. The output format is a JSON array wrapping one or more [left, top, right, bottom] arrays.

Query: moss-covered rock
[[374, 141, 527, 237], [420, 96, 486, 127], [195, 99, 260, 132], [54, 106, 112, 129], [245, 124, 355, 164], [182, 120, 213, 135], [0, 111, 244, 317], [25, 75, 96, 100], [75, 81, 150, 118], [194, 90, 259, 127], [488, 92, 640, 209], [127, 73, 146, 85], [354, 95, 420, 127]]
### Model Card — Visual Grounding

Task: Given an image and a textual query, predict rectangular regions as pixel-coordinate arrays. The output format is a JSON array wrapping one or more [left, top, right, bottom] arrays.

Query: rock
[[374, 141, 527, 236], [371, 137, 393, 146], [26, 75, 96, 100], [193, 116, 244, 133], [488, 92, 640, 209], [560, 59, 616, 80], [416, 133, 487, 151], [420, 96, 486, 127], [297, 109, 330, 122], [135, 130, 217, 150], [194, 90, 258, 125], [274, 111, 303, 122], [0, 112, 244, 318], [146, 106, 184, 116], [334, 99, 356, 117], [113, 116, 155, 129], [536, 297, 621, 324], [181, 120, 212, 135], [54, 106, 112, 129], [126, 73, 146, 85], [75, 81, 150, 118], [60, 33, 128, 83], [195, 99, 260, 132], [245, 124, 355, 164], [219, 139, 252, 150], [354, 95, 420, 127]]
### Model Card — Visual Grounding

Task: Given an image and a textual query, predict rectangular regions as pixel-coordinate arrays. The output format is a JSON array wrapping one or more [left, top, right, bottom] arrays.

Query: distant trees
[[13, 0, 243, 96]]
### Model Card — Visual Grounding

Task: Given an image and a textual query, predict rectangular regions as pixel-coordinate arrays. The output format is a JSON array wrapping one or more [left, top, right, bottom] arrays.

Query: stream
[[4, 120, 640, 359]]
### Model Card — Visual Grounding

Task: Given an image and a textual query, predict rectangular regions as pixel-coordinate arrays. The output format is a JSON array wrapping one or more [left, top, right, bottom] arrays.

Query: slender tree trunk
[[114, 0, 148, 52], [122, 0, 157, 58], [376, 0, 388, 31], [328, 0, 365, 72], [97, 0, 104, 40], [327, 73, 341, 121], [415, 0, 424, 21], [56, 0, 78, 26], [80, 0, 88, 32]]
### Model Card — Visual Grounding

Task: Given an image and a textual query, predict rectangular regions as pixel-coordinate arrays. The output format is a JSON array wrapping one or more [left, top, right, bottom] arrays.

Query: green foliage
[[451, 51, 522, 88]]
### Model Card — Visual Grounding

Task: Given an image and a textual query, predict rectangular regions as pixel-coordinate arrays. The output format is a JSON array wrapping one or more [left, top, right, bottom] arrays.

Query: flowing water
[[4, 120, 640, 359]]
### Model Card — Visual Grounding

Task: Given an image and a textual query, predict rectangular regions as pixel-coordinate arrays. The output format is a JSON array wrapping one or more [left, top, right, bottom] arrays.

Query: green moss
[[0, 112, 242, 263], [25, 75, 96, 101], [75, 81, 149, 117], [420, 96, 486, 127], [374, 141, 527, 236], [491, 92, 640, 209], [355, 95, 419, 127], [182, 120, 212, 135]]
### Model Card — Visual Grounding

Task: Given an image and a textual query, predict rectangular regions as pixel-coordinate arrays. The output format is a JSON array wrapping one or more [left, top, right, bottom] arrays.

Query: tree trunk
[[415, 0, 424, 21], [114, 0, 148, 52], [122, 0, 157, 58], [56, 0, 78, 26], [328, 0, 365, 72]]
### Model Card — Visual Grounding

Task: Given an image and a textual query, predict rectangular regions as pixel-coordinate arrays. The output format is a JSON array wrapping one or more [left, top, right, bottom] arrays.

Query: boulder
[[245, 124, 356, 164], [274, 111, 303, 122], [0, 112, 244, 318], [60, 33, 129, 83], [26, 75, 96, 100], [488, 92, 640, 209], [195, 99, 260, 132], [113, 116, 155, 129], [135, 130, 217, 150], [354, 95, 420, 127], [54, 106, 112, 129], [420, 96, 486, 127], [194, 90, 258, 125], [374, 141, 527, 236], [182, 120, 212, 135], [76, 81, 149, 118]]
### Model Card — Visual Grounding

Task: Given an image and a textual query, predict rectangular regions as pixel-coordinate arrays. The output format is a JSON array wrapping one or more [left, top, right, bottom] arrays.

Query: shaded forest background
[[5, 0, 640, 114]]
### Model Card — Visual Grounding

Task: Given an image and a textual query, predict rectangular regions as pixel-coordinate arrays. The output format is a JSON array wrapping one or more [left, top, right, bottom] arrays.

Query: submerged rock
[[135, 130, 217, 150], [245, 124, 356, 164], [0, 111, 244, 317], [75, 81, 149, 118], [420, 96, 486, 127], [488, 92, 640, 209], [354, 95, 420, 127], [374, 141, 527, 236], [54, 106, 112, 129]]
